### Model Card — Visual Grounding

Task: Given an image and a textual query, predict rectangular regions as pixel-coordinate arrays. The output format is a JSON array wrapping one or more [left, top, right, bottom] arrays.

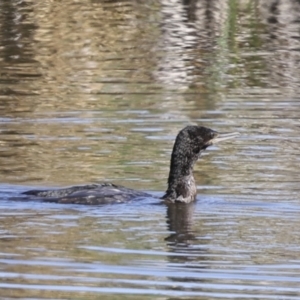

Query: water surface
[[1, 0, 300, 299]]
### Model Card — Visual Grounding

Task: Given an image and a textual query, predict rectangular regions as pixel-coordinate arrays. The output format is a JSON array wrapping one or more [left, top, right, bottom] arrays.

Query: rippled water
[[1, 0, 300, 299]]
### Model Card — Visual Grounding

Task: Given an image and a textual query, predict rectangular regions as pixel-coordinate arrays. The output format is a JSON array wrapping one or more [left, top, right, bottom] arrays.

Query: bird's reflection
[[165, 202, 196, 247], [164, 201, 209, 298]]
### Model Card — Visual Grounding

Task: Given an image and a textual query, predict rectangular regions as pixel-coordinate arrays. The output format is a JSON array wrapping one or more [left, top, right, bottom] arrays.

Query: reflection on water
[[1, 197, 300, 299], [1, 0, 300, 299]]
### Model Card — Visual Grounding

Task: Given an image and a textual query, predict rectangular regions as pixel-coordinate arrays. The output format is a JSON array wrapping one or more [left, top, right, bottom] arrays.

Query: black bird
[[21, 126, 239, 205]]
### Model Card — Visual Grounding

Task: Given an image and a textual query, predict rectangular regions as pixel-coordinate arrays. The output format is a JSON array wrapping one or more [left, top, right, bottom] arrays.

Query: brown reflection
[[0, 0, 37, 63], [259, 0, 300, 93], [154, 0, 230, 92], [154, 0, 300, 95], [0, 0, 41, 116]]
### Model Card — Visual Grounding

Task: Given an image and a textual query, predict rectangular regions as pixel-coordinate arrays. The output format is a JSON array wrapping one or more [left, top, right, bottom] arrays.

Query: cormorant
[[21, 126, 239, 204]]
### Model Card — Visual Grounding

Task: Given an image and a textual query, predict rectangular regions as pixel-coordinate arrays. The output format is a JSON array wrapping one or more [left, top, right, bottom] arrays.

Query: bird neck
[[162, 151, 198, 203]]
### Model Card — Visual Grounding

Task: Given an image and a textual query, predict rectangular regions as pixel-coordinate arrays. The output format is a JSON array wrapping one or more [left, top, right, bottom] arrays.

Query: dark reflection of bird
[[21, 126, 238, 205], [165, 202, 196, 245], [165, 201, 209, 289]]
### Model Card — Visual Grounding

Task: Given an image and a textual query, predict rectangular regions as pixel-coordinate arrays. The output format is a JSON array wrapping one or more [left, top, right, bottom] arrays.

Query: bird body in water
[[21, 126, 239, 205]]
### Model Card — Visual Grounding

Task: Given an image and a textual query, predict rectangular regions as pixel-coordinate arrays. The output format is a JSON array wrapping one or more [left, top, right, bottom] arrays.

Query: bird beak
[[211, 132, 240, 144]]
